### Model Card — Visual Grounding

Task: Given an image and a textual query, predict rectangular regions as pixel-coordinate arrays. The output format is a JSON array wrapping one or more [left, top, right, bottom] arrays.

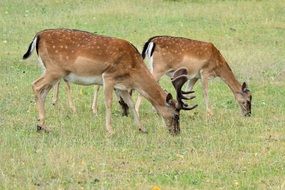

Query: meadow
[[0, 0, 285, 189]]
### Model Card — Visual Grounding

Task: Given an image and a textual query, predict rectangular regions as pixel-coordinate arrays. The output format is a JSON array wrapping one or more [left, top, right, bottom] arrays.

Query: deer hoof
[[139, 128, 148, 134], [92, 108, 98, 115], [106, 128, 115, 137], [36, 125, 51, 133]]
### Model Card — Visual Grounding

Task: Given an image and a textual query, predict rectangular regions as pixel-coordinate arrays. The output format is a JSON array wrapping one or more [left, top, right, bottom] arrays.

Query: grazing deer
[[136, 36, 252, 117], [23, 29, 197, 135], [52, 81, 129, 116]]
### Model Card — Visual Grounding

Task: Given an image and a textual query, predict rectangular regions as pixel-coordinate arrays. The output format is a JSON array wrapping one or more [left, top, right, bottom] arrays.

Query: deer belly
[[114, 84, 128, 91], [64, 73, 103, 86]]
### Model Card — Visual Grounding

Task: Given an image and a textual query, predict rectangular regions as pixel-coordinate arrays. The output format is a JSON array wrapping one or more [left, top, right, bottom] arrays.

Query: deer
[[22, 29, 197, 135], [135, 36, 252, 117]]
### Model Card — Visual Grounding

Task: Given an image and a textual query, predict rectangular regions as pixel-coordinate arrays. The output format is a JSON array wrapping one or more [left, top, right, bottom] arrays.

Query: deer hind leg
[[32, 74, 60, 132], [187, 78, 199, 91], [52, 80, 60, 106], [91, 85, 100, 115], [118, 90, 147, 133], [200, 72, 213, 116], [135, 94, 143, 114], [63, 80, 76, 113]]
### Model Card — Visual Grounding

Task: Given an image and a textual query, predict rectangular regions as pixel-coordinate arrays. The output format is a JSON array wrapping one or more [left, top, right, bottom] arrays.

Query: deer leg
[[201, 73, 213, 116], [103, 77, 115, 135], [64, 81, 76, 113], [187, 78, 199, 91], [114, 90, 129, 117], [91, 85, 100, 115], [32, 74, 59, 132], [135, 94, 143, 114], [118, 90, 147, 133], [52, 80, 60, 105]]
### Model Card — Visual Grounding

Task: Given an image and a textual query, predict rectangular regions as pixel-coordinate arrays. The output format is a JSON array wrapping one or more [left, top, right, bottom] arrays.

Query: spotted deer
[[23, 29, 197, 135], [136, 36, 252, 117]]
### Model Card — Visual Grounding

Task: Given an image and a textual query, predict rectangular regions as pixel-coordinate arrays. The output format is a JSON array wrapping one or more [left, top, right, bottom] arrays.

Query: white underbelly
[[64, 73, 103, 86], [114, 84, 128, 91]]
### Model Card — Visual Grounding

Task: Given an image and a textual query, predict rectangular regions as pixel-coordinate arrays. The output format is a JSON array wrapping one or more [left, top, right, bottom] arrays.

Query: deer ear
[[166, 93, 173, 104], [241, 82, 248, 92]]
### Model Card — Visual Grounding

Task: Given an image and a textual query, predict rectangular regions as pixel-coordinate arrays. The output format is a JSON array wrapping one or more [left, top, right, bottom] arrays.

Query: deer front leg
[[103, 77, 115, 135], [119, 90, 147, 133], [52, 80, 60, 106], [200, 73, 213, 116], [64, 81, 76, 113], [91, 85, 100, 115]]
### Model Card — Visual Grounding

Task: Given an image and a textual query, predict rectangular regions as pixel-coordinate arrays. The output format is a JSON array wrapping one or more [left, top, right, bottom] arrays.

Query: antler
[[171, 68, 198, 111]]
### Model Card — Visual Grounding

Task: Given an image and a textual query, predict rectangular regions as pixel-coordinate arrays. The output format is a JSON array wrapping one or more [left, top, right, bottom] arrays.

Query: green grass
[[1, 0, 285, 189]]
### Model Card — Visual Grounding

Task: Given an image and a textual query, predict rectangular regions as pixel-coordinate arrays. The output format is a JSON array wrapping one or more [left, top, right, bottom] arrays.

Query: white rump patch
[[145, 42, 155, 73], [145, 41, 154, 58], [31, 36, 37, 53], [37, 55, 46, 72], [64, 73, 103, 86]]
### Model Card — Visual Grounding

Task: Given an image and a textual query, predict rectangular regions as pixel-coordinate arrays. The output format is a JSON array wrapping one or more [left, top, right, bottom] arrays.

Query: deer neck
[[134, 69, 170, 114], [217, 64, 242, 96]]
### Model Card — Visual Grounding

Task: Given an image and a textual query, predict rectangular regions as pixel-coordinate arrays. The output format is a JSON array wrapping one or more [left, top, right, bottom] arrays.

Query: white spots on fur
[[52, 45, 55, 49]]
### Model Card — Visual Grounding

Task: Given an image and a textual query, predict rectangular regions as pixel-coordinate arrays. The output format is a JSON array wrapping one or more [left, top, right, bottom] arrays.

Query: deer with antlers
[[23, 29, 196, 135], [136, 36, 252, 117]]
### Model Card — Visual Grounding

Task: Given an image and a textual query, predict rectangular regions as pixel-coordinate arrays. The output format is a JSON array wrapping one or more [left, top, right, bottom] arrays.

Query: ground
[[0, 0, 285, 189]]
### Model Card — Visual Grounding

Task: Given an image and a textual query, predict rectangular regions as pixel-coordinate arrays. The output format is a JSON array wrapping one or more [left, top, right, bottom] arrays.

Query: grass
[[1, 0, 285, 189]]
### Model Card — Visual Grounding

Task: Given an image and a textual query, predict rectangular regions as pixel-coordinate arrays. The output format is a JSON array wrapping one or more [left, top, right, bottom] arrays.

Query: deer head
[[164, 68, 198, 134], [236, 82, 252, 116]]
